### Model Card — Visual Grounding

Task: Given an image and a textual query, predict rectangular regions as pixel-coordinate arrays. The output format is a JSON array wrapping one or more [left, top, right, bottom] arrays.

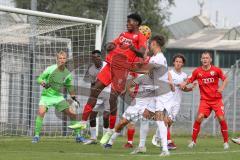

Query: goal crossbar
[[0, 5, 102, 50]]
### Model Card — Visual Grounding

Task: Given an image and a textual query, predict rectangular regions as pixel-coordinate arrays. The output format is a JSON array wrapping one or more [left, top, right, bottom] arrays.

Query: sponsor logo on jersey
[[119, 36, 133, 46], [202, 77, 214, 84], [133, 34, 138, 39]]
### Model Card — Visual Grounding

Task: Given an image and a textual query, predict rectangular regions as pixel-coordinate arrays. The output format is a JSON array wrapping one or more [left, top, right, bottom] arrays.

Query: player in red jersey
[[68, 13, 147, 142], [180, 51, 229, 150]]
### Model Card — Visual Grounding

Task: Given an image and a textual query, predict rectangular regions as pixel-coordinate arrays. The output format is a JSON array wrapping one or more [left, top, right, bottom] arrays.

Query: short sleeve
[[65, 74, 74, 92], [37, 65, 54, 84], [187, 68, 198, 83], [217, 68, 226, 81], [138, 33, 147, 49], [113, 33, 123, 45]]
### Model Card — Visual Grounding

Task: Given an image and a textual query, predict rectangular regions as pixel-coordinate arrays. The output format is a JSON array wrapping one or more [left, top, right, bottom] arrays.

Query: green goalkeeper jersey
[[37, 64, 74, 96]]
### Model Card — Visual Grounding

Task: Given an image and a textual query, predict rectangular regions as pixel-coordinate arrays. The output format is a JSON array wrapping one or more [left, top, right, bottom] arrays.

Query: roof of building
[[166, 15, 215, 40], [223, 26, 240, 40], [166, 28, 240, 51]]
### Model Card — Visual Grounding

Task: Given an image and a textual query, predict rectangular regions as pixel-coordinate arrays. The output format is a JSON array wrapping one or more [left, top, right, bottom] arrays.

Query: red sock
[[82, 103, 93, 121], [167, 127, 171, 141], [127, 128, 135, 143], [220, 120, 228, 143], [109, 115, 117, 129], [192, 121, 201, 143]]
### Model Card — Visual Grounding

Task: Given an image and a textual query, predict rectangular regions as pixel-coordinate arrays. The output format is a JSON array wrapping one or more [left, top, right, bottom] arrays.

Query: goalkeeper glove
[[71, 96, 80, 107], [41, 82, 51, 89]]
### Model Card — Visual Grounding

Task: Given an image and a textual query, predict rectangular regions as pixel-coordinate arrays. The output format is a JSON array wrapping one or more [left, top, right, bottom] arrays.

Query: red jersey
[[187, 65, 226, 101], [106, 31, 147, 63]]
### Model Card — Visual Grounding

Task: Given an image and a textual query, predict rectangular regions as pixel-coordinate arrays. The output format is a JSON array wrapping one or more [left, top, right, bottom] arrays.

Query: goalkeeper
[[32, 51, 84, 143]]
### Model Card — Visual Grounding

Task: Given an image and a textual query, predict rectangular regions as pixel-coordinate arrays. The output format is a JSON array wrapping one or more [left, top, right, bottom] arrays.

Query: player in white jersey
[[152, 54, 196, 150], [83, 50, 111, 145], [130, 35, 172, 156]]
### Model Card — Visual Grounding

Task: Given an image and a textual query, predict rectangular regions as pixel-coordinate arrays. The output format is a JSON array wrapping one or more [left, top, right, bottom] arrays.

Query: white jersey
[[133, 74, 155, 98], [88, 61, 107, 84], [149, 52, 172, 98], [86, 61, 110, 100], [149, 52, 169, 82], [169, 69, 188, 105]]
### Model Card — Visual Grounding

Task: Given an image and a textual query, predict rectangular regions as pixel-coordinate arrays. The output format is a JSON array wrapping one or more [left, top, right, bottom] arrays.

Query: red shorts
[[97, 54, 132, 93], [198, 99, 224, 118]]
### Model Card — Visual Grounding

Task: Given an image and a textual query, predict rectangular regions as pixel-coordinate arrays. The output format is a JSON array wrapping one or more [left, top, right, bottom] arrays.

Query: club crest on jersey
[[133, 34, 138, 39], [198, 73, 202, 77], [210, 71, 215, 76]]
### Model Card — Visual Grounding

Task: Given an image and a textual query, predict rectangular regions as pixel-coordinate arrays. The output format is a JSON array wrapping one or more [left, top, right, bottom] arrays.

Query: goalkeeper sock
[[34, 116, 43, 136], [127, 128, 135, 144], [82, 103, 93, 121], [220, 120, 228, 143], [192, 121, 201, 143], [70, 120, 80, 136]]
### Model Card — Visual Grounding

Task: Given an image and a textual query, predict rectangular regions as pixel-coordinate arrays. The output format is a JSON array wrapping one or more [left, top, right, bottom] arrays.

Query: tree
[[129, 0, 175, 38], [14, 0, 108, 20], [14, 0, 174, 38]]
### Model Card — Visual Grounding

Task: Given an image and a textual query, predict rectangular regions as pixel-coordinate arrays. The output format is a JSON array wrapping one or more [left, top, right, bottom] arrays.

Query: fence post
[[191, 88, 196, 132], [233, 60, 239, 134]]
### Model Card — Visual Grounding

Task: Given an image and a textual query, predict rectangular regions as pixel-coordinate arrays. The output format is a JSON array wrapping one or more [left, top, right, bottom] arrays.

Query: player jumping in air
[[180, 51, 229, 150], [124, 25, 152, 148], [68, 13, 147, 144], [32, 51, 82, 143]]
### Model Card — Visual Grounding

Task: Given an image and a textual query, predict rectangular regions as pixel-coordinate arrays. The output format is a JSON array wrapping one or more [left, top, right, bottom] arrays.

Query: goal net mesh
[[0, 9, 99, 136]]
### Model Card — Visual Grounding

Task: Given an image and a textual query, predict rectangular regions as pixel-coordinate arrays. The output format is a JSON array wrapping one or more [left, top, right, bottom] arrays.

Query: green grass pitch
[[0, 136, 240, 160]]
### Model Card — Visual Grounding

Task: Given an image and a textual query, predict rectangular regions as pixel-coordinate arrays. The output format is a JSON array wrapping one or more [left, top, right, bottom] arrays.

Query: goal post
[[0, 5, 102, 136]]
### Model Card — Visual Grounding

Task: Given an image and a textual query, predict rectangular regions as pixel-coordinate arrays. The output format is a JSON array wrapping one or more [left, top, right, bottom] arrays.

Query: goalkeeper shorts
[[39, 93, 70, 112]]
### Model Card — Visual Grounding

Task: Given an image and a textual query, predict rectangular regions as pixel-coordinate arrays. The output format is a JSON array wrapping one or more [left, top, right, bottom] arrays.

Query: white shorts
[[166, 104, 180, 122], [123, 97, 155, 122], [154, 92, 174, 112], [93, 97, 110, 113]]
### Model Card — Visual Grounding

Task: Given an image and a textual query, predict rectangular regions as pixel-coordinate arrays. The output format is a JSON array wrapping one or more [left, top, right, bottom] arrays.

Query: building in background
[[166, 15, 240, 68]]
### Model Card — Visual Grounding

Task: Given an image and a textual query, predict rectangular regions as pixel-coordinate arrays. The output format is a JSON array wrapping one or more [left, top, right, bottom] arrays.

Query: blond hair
[[56, 51, 67, 58]]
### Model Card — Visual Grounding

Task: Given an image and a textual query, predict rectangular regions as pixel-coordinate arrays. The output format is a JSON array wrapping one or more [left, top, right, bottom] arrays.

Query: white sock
[[107, 128, 114, 134], [155, 127, 160, 139], [156, 121, 168, 152], [128, 141, 133, 144], [90, 127, 96, 139], [139, 120, 149, 148], [108, 132, 120, 145], [103, 128, 108, 135]]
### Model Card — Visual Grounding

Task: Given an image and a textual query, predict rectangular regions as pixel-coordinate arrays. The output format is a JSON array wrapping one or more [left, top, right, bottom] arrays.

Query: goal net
[[0, 6, 102, 136]]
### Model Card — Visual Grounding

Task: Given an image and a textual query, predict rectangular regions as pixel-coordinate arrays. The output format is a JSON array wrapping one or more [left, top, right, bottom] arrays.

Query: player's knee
[[90, 118, 96, 127], [155, 111, 164, 121], [127, 122, 135, 129], [196, 114, 204, 122], [217, 115, 225, 122], [38, 107, 46, 117], [64, 107, 77, 119], [103, 111, 110, 119]]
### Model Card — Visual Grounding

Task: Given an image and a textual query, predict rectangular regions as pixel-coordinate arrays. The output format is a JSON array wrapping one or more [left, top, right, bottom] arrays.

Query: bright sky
[[167, 0, 240, 28]]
